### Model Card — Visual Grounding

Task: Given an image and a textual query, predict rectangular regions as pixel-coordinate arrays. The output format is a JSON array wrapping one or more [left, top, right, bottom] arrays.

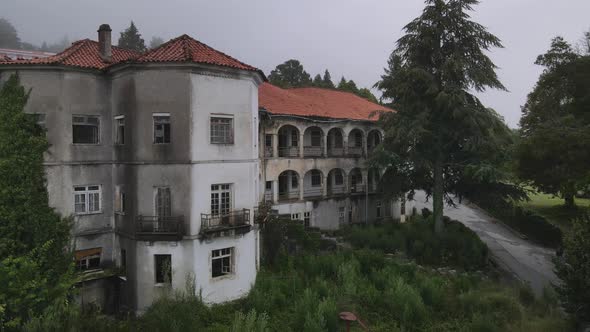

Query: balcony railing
[[278, 146, 299, 157], [328, 185, 347, 196], [200, 209, 251, 235], [347, 146, 363, 157], [136, 216, 185, 241], [278, 189, 299, 202], [327, 147, 345, 157], [303, 146, 323, 157], [303, 187, 323, 198], [350, 184, 366, 194]]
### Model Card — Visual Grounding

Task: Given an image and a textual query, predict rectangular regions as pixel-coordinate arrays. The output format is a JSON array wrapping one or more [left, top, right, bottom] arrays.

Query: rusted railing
[[136, 216, 185, 240], [303, 146, 323, 157], [200, 209, 250, 233], [278, 146, 299, 157]]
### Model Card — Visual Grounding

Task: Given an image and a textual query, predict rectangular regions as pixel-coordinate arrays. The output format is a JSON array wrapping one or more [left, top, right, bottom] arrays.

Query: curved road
[[412, 191, 559, 295]]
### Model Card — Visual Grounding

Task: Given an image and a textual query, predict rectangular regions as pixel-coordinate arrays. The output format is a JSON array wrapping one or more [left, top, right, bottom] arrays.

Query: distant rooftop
[[0, 48, 55, 60]]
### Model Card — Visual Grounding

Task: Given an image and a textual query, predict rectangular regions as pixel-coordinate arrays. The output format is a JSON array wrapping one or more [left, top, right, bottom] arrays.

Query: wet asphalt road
[[411, 191, 559, 295]]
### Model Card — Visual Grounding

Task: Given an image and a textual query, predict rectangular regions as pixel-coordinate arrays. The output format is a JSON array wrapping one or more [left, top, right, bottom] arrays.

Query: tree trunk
[[433, 156, 444, 234], [563, 182, 576, 209]]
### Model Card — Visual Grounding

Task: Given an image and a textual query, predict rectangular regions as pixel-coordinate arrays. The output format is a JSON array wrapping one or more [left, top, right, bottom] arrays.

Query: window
[[338, 207, 345, 224], [401, 199, 406, 215], [75, 248, 101, 271], [265, 134, 272, 148], [155, 187, 171, 217], [291, 213, 301, 220], [210, 117, 234, 144], [291, 175, 298, 189], [73, 115, 100, 144], [211, 184, 231, 216], [115, 185, 126, 214], [376, 200, 382, 218], [291, 130, 298, 147], [354, 131, 362, 147], [304, 211, 311, 227], [265, 181, 272, 191], [212, 248, 233, 278], [74, 185, 101, 214], [311, 171, 322, 187], [334, 172, 344, 185], [311, 130, 322, 146], [115, 115, 125, 145], [153, 114, 171, 144], [155, 254, 172, 284]]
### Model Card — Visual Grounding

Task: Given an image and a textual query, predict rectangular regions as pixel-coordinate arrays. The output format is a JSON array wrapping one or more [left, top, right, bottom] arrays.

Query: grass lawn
[[520, 191, 590, 231]]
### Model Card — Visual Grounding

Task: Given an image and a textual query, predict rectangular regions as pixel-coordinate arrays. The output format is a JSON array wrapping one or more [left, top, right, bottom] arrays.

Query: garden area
[[25, 216, 571, 332], [519, 190, 590, 231]]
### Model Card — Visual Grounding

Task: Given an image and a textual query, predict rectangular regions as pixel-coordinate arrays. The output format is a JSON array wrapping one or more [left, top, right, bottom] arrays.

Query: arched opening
[[278, 125, 300, 157], [348, 168, 365, 193], [278, 170, 300, 201], [303, 169, 324, 198], [327, 128, 344, 157], [368, 168, 380, 193], [303, 126, 324, 157], [347, 129, 364, 157], [327, 168, 346, 196], [367, 130, 382, 154]]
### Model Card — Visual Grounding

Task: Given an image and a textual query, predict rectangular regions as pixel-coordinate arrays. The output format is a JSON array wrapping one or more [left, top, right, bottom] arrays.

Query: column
[[299, 175, 304, 200], [323, 134, 328, 157], [272, 134, 278, 158], [272, 180, 279, 203], [322, 173, 328, 198], [299, 132, 304, 158], [343, 136, 349, 157]]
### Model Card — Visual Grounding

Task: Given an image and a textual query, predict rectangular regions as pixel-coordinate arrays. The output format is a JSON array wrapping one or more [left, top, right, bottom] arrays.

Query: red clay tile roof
[[135, 34, 259, 72], [0, 39, 139, 70], [259, 82, 393, 121]]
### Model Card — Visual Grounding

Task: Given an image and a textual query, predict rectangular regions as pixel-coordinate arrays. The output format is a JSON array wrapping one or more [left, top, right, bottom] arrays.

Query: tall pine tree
[[0, 74, 73, 329], [118, 21, 147, 53], [374, 0, 517, 232], [322, 70, 334, 88]]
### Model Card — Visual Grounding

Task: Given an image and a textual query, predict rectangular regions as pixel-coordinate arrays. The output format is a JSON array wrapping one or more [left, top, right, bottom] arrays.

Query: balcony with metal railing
[[303, 186, 323, 199], [200, 209, 251, 237], [350, 183, 366, 194], [327, 147, 345, 157], [136, 216, 185, 241], [303, 146, 323, 157], [328, 185, 347, 197], [278, 146, 299, 158], [278, 189, 300, 202]]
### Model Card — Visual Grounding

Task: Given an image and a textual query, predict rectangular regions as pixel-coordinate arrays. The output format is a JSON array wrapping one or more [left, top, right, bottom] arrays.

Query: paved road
[[412, 191, 559, 295]]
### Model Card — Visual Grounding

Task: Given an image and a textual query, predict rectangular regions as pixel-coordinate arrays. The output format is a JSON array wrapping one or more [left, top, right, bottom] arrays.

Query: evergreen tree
[[0, 18, 20, 49], [312, 74, 323, 87], [322, 70, 334, 88], [374, 0, 517, 232], [118, 21, 147, 53], [0, 74, 73, 329], [268, 59, 312, 88], [149, 36, 165, 49], [517, 35, 590, 208], [357, 88, 378, 103]]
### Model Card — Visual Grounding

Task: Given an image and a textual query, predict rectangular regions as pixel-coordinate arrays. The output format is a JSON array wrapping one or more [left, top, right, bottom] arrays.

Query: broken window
[[212, 247, 233, 278], [155, 254, 172, 284], [73, 115, 100, 144], [153, 114, 171, 144], [211, 184, 231, 216], [114, 115, 125, 145], [291, 213, 301, 220], [265, 134, 272, 148], [210, 117, 234, 144], [265, 181, 272, 191], [75, 248, 102, 271], [155, 187, 171, 217], [334, 171, 344, 185], [74, 185, 101, 214], [31, 113, 46, 129]]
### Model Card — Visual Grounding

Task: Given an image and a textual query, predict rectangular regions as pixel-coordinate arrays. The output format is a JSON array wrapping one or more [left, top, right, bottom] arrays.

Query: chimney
[[98, 24, 112, 62]]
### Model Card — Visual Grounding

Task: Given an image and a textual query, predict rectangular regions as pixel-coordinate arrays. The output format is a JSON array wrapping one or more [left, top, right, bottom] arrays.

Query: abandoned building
[[0, 24, 411, 313]]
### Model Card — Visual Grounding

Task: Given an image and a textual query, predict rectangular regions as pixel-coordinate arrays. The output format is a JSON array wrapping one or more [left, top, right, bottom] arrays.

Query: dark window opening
[[73, 115, 100, 144], [155, 254, 172, 284], [154, 115, 171, 144], [334, 172, 344, 185], [212, 248, 233, 278], [311, 171, 322, 187]]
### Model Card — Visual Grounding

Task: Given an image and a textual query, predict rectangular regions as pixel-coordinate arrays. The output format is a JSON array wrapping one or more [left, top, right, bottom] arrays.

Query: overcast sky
[[3, 0, 589, 127]]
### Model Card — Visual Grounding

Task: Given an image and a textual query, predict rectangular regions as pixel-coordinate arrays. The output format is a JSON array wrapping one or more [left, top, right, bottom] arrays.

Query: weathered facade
[[0, 25, 411, 313]]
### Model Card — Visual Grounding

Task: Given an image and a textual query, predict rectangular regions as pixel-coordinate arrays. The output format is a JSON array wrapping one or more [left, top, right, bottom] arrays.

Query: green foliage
[[230, 310, 270, 332], [322, 70, 334, 89], [268, 59, 312, 88], [374, 0, 519, 231], [0, 18, 20, 49], [260, 215, 320, 267], [517, 34, 590, 208], [118, 21, 147, 53], [341, 216, 489, 270], [0, 74, 73, 329], [555, 214, 590, 322], [148, 36, 165, 50]]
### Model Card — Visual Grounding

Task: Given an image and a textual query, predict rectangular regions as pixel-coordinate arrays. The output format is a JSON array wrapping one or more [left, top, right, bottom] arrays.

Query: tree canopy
[[118, 21, 147, 53], [516, 34, 590, 207], [268, 59, 312, 88], [374, 0, 522, 232], [0, 18, 20, 49], [0, 74, 73, 329], [149, 36, 165, 49]]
